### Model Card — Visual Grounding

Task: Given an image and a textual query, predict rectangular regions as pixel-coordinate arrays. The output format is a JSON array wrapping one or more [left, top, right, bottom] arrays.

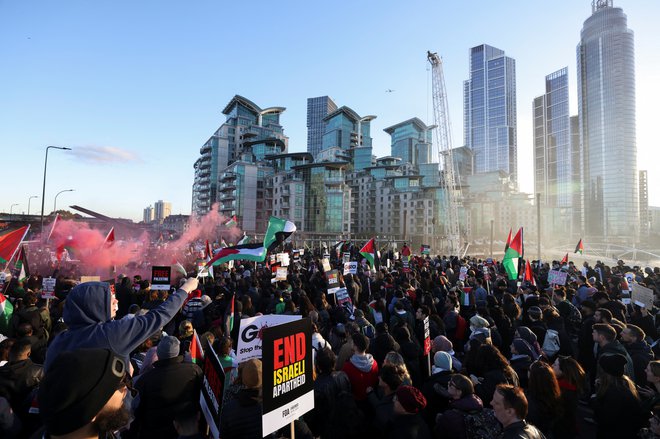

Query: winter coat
[[133, 356, 203, 439], [597, 340, 636, 381], [510, 355, 532, 389], [220, 388, 267, 439], [369, 332, 400, 367], [367, 389, 395, 435], [342, 353, 379, 401], [555, 379, 579, 438], [386, 413, 432, 439], [625, 340, 654, 386], [500, 420, 546, 439], [44, 281, 188, 371], [0, 358, 43, 412], [435, 394, 483, 439], [593, 385, 645, 439], [475, 367, 519, 408]]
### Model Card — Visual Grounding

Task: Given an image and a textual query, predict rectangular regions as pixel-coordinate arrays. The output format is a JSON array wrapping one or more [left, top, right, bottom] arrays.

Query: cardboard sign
[[421, 244, 430, 255], [547, 269, 568, 286], [262, 318, 314, 437], [199, 346, 225, 439], [197, 259, 209, 277], [459, 266, 468, 281], [277, 253, 290, 267], [632, 283, 655, 309], [299, 249, 305, 256], [293, 250, 300, 262], [335, 287, 351, 305], [344, 261, 357, 275], [423, 316, 431, 355], [402, 258, 410, 273], [236, 314, 301, 363], [151, 266, 171, 290], [327, 270, 339, 286], [322, 258, 331, 272], [343, 252, 350, 264], [41, 277, 56, 299], [80, 276, 101, 283], [275, 267, 288, 281]]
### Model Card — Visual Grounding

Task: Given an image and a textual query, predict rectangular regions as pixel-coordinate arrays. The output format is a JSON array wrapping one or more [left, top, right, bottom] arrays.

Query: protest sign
[[80, 276, 100, 283], [275, 267, 288, 281], [299, 248, 305, 256], [277, 253, 290, 267], [262, 318, 314, 436], [236, 314, 301, 363], [335, 287, 351, 305], [42, 277, 56, 299], [547, 269, 568, 286], [402, 258, 410, 273], [197, 259, 209, 277], [423, 316, 431, 355], [199, 346, 225, 439], [632, 283, 655, 309], [459, 266, 468, 281], [322, 258, 331, 272], [151, 266, 171, 290], [293, 250, 300, 262], [343, 252, 350, 264], [344, 261, 357, 275], [327, 270, 339, 286]]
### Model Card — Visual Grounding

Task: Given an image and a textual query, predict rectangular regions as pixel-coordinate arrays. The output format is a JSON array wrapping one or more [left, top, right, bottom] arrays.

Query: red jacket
[[342, 353, 379, 400]]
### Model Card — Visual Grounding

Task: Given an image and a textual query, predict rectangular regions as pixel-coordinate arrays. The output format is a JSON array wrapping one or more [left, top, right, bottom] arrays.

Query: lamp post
[[54, 189, 75, 213], [27, 195, 38, 216], [356, 115, 377, 147], [41, 146, 71, 236], [10, 203, 19, 219]]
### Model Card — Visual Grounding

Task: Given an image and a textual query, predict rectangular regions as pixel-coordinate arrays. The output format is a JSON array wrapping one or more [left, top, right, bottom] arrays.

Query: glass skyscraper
[[306, 96, 337, 160], [577, 0, 637, 240], [463, 44, 517, 183]]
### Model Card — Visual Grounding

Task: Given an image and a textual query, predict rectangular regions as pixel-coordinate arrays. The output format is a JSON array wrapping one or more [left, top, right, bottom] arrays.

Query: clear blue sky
[[2, 0, 658, 221]]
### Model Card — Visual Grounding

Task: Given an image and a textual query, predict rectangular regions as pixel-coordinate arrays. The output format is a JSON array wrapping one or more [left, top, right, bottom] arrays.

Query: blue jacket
[[44, 282, 187, 371]]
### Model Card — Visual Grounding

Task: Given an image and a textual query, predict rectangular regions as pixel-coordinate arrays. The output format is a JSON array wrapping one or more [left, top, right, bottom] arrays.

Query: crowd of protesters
[[1, 243, 660, 438]]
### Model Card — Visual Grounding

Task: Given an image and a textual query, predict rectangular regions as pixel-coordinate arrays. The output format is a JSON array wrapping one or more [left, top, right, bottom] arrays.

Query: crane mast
[[427, 51, 461, 256]]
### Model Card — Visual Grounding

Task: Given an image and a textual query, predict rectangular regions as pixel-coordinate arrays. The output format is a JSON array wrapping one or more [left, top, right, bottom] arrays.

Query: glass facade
[[384, 118, 432, 166], [464, 44, 518, 183], [321, 106, 373, 153], [307, 96, 337, 160], [577, 2, 638, 239]]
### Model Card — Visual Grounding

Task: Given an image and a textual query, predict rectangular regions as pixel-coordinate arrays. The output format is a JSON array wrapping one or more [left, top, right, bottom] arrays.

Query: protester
[[220, 358, 267, 439], [388, 385, 431, 438], [490, 384, 546, 439]]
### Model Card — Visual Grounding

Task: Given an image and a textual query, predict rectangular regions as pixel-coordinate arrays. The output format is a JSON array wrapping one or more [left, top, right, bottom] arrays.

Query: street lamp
[[41, 146, 71, 236], [356, 115, 377, 147], [27, 195, 38, 216], [10, 203, 19, 218], [54, 189, 75, 213]]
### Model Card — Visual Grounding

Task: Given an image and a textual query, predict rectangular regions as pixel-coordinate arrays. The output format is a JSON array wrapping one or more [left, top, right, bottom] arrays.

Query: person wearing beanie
[[515, 326, 543, 359], [389, 385, 431, 439], [44, 278, 200, 372], [432, 335, 462, 371], [593, 353, 645, 439], [132, 336, 203, 438], [38, 348, 131, 438], [421, 351, 454, 419], [221, 359, 265, 439], [509, 338, 536, 388]]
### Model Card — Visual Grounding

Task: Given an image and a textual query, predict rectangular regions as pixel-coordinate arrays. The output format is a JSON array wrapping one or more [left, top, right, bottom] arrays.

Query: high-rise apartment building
[[307, 96, 337, 160], [533, 68, 581, 235], [321, 106, 375, 171], [143, 205, 154, 224], [577, 0, 637, 240], [154, 200, 171, 223], [463, 44, 517, 183]]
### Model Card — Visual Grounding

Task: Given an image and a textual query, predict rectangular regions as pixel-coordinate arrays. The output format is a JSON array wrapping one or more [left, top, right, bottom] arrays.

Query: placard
[[151, 266, 171, 290], [42, 277, 56, 299], [335, 287, 351, 305], [236, 314, 301, 363], [343, 252, 350, 264], [327, 269, 339, 286], [299, 248, 305, 256], [421, 244, 431, 255], [199, 346, 224, 439], [423, 316, 431, 355], [632, 283, 655, 309], [277, 253, 290, 267], [459, 266, 468, 281], [293, 250, 300, 262], [547, 269, 568, 286], [262, 318, 314, 437], [322, 258, 331, 272], [402, 258, 410, 273], [80, 276, 101, 283], [344, 262, 357, 275], [275, 267, 288, 281]]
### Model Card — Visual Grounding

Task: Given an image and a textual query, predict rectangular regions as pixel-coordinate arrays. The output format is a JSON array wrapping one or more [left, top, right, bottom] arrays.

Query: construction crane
[[427, 51, 462, 256]]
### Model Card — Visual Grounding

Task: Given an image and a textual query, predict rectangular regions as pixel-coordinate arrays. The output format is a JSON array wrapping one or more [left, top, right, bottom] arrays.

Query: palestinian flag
[[205, 240, 213, 259], [574, 239, 584, 255], [560, 253, 569, 265], [206, 243, 266, 267], [504, 228, 512, 252], [224, 215, 237, 228], [103, 227, 115, 248], [359, 238, 377, 271], [263, 216, 297, 252], [333, 240, 346, 258], [524, 260, 536, 286], [0, 225, 30, 265], [46, 214, 61, 243], [189, 329, 205, 364], [56, 237, 78, 262], [237, 234, 250, 245], [502, 227, 523, 280], [227, 294, 235, 333], [220, 238, 228, 248], [172, 259, 188, 277], [0, 293, 12, 334], [12, 245, 29, 282]]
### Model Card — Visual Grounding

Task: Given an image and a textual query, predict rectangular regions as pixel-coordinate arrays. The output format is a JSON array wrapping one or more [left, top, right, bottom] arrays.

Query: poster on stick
[[236, 314, 301, 363], [151, 266, 171, 290], [632, 283, 655, 309], [547, 269, 568, 286], [42, 277, 56, 299], [261, 318, 314, 437], [344, 261, 357, 275], [199, 347, 225, 439]]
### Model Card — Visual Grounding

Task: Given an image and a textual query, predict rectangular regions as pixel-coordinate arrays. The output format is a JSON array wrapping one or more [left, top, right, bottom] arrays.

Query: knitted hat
[[469, 315, 490, 331], [516, 326, 538, 345], [396, 385, 427, 413], [242, 358, 262, 389], [512, 338, 538, 360], [470, 327, 491, 342], [433, 335, 453, 353], [599, 354, 627, 377], [157, 336, 180, 360], [528, 306, 543, 319], [39, 349, 125, 435], [433, 351, 452, 371]]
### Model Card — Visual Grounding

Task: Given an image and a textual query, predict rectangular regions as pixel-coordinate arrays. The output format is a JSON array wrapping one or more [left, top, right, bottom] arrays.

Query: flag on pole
[[12, 245, 29, 282], [0, 293, 13, 335], [205, 240, 213, 259], [46, 214, 61, 243], [560, 253, 569, 265], [172, 259, 187, 277], [524, 260, 536, 286], [574, 239, 584, 255], [220, 238, 228, 248], [206, 243, 266, 267], [502, 227, 523, 280], [189, 329, 205, 364], [102, 227, 115, 248], [0, 225, 30, 265], [224, 215, 237, 228], [504, 228, 512, 252], [359, 238, 377, 271], [227, 294, 235, 333], [263, 216, 297, 252], [237, 234, 250, 245]]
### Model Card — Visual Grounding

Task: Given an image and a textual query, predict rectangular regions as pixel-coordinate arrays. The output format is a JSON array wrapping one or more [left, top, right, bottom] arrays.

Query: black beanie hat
[[39, 348, 125, 435], [599, 353, 627, 378]]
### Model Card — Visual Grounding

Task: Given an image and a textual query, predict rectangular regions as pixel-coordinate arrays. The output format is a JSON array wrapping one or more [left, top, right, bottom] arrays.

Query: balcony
[[200, 145, 212, 154], [220, 193, 236, 201], [281, 201, 290, 208], [325, 176, 344, 185], [221, 172, 237, 181], [219, 183, 236, 192]]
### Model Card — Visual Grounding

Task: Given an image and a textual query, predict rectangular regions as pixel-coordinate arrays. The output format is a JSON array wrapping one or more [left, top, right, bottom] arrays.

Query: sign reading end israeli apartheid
[[262, 318, 314, 436]]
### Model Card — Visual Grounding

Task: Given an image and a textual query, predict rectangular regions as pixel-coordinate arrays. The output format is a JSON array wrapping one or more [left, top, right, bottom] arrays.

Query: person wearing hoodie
[[421, 351, 454, 420], [342, 332, 379, 402], [44, 278, 199, 372], [622, 324, 654, 386], [509, 338, 537, 389], [432, 335, 462, 371], [435, 374, 495, 439]]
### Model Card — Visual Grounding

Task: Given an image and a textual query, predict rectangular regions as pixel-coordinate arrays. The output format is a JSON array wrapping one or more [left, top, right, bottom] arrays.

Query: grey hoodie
[[350, 353, 376, 372]]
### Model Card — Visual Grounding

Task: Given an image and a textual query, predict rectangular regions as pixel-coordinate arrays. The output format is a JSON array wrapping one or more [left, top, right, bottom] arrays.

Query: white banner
[[236, 314, 301, 363]]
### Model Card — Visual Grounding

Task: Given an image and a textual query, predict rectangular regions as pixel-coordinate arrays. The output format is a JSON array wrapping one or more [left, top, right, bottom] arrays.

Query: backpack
[[542, 328, 561, 357], [361, 323, 375, 339], [463, 408, 502, 439]]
